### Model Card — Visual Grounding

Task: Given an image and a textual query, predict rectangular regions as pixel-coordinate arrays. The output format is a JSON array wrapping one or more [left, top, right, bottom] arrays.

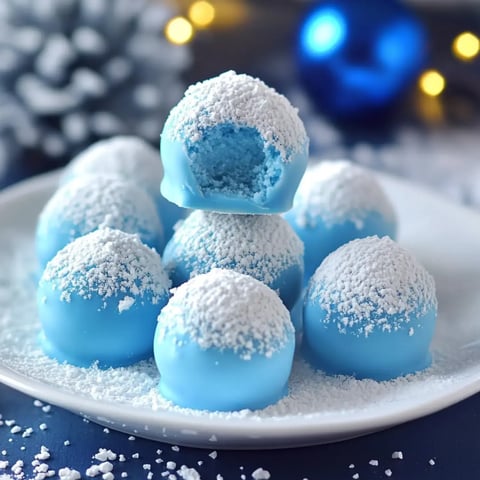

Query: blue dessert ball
[[284, 160, 397, 284], [303, 236, 437, 380], [38, 228, 171, 368], [36, 174, 164, 271], [160, 71, 309, 214], [154, 269, 295, 411], [62, 136, 187, 242], [162, 211, 304, 312]]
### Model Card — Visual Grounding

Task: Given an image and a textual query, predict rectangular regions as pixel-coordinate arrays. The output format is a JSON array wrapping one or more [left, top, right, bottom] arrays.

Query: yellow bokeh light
[[189, 1, 216, 28], [165, 16, 194, 45], [419, 70, 446, 97], [452, 31, 480, 60]]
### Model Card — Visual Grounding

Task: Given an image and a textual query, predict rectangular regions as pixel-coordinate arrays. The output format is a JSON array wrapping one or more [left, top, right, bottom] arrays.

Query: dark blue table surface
[[1, 381, 480, 480]]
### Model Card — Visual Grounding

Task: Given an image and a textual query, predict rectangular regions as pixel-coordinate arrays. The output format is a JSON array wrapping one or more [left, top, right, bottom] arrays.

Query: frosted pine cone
[[0, 0, 191, 174]]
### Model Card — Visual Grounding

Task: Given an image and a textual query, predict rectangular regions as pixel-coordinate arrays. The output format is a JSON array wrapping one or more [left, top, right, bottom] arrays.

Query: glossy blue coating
[[162, 244, 303, 312], [284, 209, 397, 284], [154, 330, 295, 411], [297, 0, 426, 118], [302, 300, 437, 381], [156, 195, 188, 243], [160, 124, 308, 214], [37, 279, 169, 369]]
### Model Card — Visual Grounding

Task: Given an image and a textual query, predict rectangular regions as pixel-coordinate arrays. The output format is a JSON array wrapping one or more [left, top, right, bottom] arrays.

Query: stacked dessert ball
[[156, 71, 308, 410], [35, 70, 438, 413]]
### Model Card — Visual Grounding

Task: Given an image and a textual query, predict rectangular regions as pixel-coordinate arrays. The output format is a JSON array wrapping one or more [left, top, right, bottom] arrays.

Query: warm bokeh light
[[188, 1, 216, 28], [165, 16, 194, 45], [419, 70, 446, 97], [452, 31, 480, 61]]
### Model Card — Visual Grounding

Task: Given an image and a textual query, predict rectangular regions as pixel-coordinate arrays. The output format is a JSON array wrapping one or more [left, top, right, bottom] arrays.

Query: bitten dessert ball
[[36, 175, 164, 270], [154, 269, 295, 411], [160, 70, 309, 214], [162, 211, 304, 312], [62, 136, 186, 240], [284, 160, 397, 283], [303, 236, 437, 381], [38, 228, 171, 368]]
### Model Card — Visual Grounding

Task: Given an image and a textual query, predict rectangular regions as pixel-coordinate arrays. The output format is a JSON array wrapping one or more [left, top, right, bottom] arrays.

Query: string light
[[165, 16, 194, 45], [188, 1, 216, 28], [419, 70, 446, 97], [452, 31, 480, 61]]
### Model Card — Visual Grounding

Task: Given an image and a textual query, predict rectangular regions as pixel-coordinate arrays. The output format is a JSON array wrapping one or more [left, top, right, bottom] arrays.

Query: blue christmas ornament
[[297, 0, 427, 119]]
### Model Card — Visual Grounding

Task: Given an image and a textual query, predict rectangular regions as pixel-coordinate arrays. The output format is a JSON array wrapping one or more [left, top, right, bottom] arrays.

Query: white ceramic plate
[[1, 170, 480, 449]]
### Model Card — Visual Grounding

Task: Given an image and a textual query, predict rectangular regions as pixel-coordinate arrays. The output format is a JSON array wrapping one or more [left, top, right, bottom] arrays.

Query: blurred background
[[0, 0, 479, 208]]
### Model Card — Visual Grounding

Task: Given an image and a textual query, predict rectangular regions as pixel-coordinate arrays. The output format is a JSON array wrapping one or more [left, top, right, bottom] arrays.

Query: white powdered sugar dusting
[[62, 136, 163, 197], [309, 236, 437, 336], [38, 175, 162, 241], [156, 269, 293, 359], [165, 211, 303, 285], [292, 160, 396, 229], [41, 228, 170, 304], [163, 70, 308, 161], [0, 230, 472, 426]]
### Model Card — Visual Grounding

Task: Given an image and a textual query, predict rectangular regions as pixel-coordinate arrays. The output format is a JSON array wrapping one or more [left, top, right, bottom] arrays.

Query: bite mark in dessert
[[160, 71, 309, 213]]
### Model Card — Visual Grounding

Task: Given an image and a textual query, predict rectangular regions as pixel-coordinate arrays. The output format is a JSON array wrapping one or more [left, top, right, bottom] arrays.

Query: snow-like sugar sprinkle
[[157, 269, 293, 359], [309, 236, 437, 336], [42, 228, 170, 304], [39, 175, 162, 242], [164, 70, 308, 162], [292, 160, 396, 229], [166, 211, 303, 285], [63, 136, 163, 196], [118, 296, 135, 313], [251, 467, 271, 479]]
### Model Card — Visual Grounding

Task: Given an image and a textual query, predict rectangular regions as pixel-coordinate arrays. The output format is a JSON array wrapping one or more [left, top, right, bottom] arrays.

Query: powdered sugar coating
[[42, 228, 170, 305], [164, 211, 303, 286], [62, 136, 163, 197], [36, 174, 164, 268], [308, 236, 437, 336], [156, 269, 294, 359], [163, 70, 308, 162], [293, 161, 396, 229]]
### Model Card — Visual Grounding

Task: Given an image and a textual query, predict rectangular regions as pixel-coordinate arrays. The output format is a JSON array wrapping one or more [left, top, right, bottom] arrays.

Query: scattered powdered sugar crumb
[[208, 451, 217, 460], [58, 468, 81, 480], [369, 460, 379, 466], [292, 160, 396, 229], [177, 465, 201, 480], [118, 296, 135, 313], [429, 459, 436, 466], [385, 469, 393, 477], [166, 211, 303, 286], [251, 467, 271, 479], [308, 236, 437, 337], [352, 474, 359, 480], [42, 228, 170, 304], [164, 70, 308, 162], [38, 175, 162, 246], [391, 451, 403, 460], [156, 269, 293, 359]]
